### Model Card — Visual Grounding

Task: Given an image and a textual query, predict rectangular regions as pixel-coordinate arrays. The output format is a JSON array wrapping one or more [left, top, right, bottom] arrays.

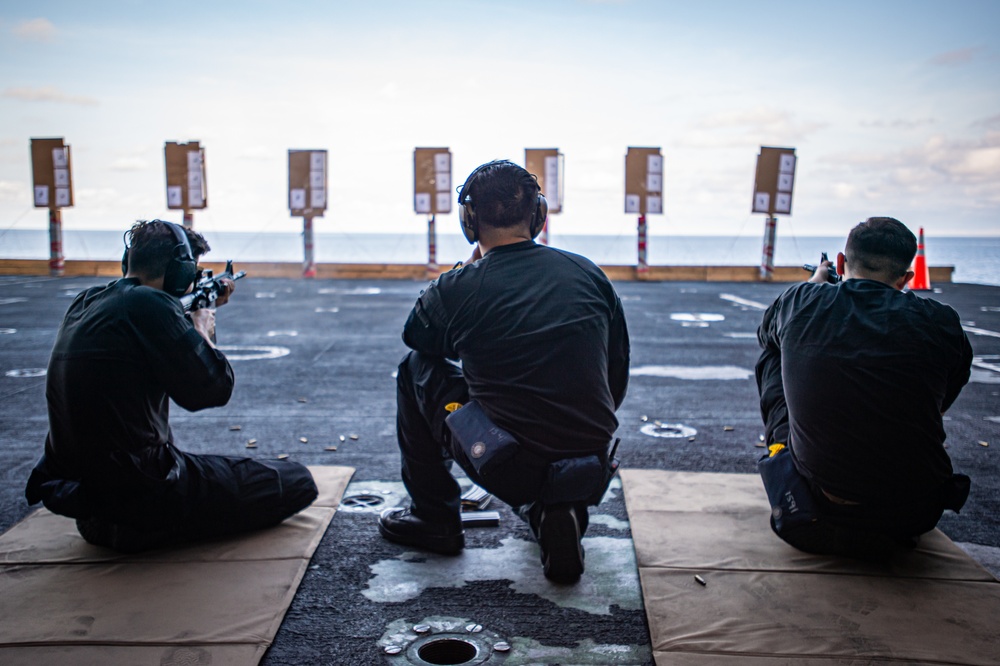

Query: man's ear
[[836, 252, 846, 276], [895, 270, 915, 291]]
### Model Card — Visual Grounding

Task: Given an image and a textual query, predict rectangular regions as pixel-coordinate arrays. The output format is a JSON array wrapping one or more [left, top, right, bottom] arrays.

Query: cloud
[[0, 181, 26, 202], [821, 132, 1000, 205], [678, 108, 827, 148], [2, 86, 98, 106], [237, 145, 274, 161], [860, 118, 936, 130], [110, 157, 149, 171], [12, 18, 56, 42], [928, 47, 984, 67], [972, 113, 1000, 129]]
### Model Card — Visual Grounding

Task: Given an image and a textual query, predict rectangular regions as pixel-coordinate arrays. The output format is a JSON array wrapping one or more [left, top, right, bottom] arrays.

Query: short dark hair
[[462, 160, 540, 229], [845, 217, 916, 280], [125, 220, 209, 278]]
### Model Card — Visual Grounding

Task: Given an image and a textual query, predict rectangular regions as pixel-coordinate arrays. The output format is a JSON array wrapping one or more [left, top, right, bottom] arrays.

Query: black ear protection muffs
[[457, 160, 548, 244], [122, 220, 198, 298]]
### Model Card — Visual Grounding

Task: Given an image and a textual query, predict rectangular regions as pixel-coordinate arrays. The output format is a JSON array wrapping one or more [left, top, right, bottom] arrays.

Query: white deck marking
[[719, 293, 769, 310], [631, 365, 754, 380], [965, 326, 1000, 339], [216, 345, 290, 360]]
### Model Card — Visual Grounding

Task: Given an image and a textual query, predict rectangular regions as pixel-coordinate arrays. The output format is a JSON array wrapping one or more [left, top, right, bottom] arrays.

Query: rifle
[[181, 260, 247, 312], [802, 252, 841, 284]]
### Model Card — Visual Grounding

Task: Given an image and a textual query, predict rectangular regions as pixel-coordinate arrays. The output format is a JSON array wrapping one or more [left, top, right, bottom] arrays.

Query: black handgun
[[181, 260, 247, 312], [803, 252, 841, 284]]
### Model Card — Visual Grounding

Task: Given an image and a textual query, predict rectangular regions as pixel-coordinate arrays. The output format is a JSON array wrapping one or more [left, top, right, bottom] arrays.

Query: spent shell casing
[[695, 575, 707, 586]]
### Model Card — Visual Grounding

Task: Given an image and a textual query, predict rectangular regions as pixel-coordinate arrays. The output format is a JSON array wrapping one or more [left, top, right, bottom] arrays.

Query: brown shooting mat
[[0, 465, 354, 666], [620, 469, 1000, 665]]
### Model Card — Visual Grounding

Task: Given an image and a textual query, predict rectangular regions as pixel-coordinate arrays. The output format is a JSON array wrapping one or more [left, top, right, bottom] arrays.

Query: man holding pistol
[[26, 220, 317, 551], [379, 160, 630, 583], [756, 217, 973, 560]]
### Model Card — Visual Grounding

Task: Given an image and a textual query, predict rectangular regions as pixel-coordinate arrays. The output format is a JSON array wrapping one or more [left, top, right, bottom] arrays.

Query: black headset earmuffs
[[122, 220, 198, 298], [457, 160, 548, 244]]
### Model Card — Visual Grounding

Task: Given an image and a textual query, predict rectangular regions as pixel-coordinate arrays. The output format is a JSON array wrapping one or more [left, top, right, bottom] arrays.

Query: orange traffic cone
[[909, 227, 931, 290]]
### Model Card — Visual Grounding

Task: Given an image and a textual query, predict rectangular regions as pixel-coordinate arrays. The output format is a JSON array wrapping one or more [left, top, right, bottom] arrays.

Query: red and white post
[[427, 214, 438, 280], [637, 213, 648, 277], [48, 208, 64, 277], [302, 215, 317, 278], [759, 215, 777, 281]]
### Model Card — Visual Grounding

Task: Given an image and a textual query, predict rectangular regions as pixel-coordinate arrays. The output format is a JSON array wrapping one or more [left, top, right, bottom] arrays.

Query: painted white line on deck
[[965, 326, 1000, 339], [631, 365, 754, 380], [719, 293, 769, 310], [217, 345, 290, 361], [974, 356, 1000, 373]]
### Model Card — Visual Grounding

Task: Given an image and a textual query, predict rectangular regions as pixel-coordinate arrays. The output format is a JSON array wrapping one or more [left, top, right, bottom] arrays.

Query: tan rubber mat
[[0, 465, 354, 666], [620, 469, 1000, 665]]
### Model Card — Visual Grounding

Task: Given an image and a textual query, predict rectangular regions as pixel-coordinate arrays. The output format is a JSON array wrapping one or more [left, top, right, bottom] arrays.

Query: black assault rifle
[[181, 260, 247, 312], [802, 252, 841, 284]]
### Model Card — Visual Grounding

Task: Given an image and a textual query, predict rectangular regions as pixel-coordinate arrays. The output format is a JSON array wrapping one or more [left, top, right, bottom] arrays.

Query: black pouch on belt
[[445, 400, 520, 480], [541, 439, 620, 506], [757, 445, 821, 536]]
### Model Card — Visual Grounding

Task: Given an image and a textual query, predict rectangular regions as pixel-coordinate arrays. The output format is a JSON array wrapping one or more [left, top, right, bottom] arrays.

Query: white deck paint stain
[[365, 536, 641, 615]]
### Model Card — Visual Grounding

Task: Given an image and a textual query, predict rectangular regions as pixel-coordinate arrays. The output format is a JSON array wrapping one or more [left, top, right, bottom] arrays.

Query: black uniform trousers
[[396, 351, 593, 532], [756, 347, 950, 561], [70, 452, 318, 551]]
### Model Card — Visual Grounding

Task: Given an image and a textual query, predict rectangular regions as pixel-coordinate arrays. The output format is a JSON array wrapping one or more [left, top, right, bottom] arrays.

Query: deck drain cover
[[5, 368, 46, 378], [640, 422, 697, 438], [418, 638, 478, 665], [342, 494, 386, 509]]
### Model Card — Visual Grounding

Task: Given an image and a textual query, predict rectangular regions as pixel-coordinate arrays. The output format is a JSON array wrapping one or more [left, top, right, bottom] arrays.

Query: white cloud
[[12, 18, 56, 42], [379, 82, 399, 99], [678, 108, 828, 148], [860, 118, 936, 130], [2, 86, 98, 106], [0, 181, 26, 202], [110, 157, 149, 172], [929, 46, 985, 67], [237, 145, 274, 161]]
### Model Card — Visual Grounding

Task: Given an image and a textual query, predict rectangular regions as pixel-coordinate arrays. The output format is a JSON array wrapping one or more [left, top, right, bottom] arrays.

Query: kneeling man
[[756, 217, 972, 560], [380, 160, 630, 583]]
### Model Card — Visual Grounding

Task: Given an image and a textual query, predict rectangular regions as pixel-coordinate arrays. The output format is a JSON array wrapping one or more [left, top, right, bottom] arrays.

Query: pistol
[[802, 252, 841, 284]]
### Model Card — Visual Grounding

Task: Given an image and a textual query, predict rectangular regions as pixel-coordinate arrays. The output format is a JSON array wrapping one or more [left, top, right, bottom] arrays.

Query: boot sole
[[539, 507, 584, 583]]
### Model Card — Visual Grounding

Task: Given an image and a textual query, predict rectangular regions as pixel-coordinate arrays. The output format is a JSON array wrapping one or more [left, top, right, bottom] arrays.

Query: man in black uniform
[[756, 217, 972, 560], [379, 160, 629, 582], [25, 220, 317, 552]]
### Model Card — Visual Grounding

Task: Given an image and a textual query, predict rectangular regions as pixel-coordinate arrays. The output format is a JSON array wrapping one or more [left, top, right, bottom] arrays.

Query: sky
[[1, 0, 999, 241]]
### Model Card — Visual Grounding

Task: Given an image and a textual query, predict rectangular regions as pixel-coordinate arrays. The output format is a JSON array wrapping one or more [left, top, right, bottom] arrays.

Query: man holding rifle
[[26, 220, 316, 552], [756, 217, 973, 561]]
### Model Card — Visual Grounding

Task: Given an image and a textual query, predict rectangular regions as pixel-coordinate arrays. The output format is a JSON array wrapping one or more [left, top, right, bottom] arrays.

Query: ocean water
[[1, 229, 998, 286]]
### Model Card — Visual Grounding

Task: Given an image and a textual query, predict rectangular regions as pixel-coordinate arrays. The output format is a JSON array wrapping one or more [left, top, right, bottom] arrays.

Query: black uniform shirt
[[403, 241, 630, 457], [31, 278, 233, 493], [758, 279, 972, 504]]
